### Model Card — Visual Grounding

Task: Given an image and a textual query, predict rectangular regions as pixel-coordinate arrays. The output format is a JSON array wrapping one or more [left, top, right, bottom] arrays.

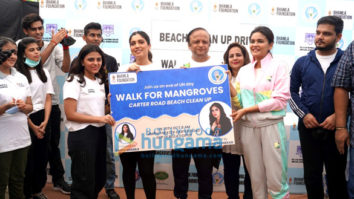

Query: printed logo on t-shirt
[[0, 84, 8, 88], [16, 82, 25, 87], [88, 88, 95, 93]]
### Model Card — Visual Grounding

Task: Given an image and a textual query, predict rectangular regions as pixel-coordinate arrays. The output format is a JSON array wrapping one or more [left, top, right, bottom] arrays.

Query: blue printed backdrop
[[39, 0, 354, 194]]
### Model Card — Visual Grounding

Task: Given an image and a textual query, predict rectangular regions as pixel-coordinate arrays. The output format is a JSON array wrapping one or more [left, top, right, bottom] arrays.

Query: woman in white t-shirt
[[16, 37, 54, 199], [63, 44, 115, 199], [119, 31, 156, 199], [0, 37, 33, 199]]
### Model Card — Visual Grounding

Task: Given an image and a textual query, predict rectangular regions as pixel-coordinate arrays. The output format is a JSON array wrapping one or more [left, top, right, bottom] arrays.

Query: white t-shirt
[[119, 63, 163, 72], [29, 69, 55, 114], [0, 67, 31, 153], [63, 75, 106, 132], [315, 50, 337, 74], [185, 56, 222, 68], [41, 41, 64, 105], [16, 40, 63, 105]]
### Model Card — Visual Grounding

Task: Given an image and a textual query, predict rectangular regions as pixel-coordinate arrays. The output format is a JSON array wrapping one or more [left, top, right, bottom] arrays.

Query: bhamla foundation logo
[[248, 3, 261, 16], [97, 0, 122, 9], [75, 0, 87, 10], [42, 0, 65, 8], [305, 6, 318, 20], [132, 0, 144, 12], [190, 0, 203, 13]]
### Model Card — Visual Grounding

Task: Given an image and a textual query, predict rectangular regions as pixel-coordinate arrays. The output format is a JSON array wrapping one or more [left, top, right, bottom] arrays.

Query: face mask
[[24, 57, 41, 68]]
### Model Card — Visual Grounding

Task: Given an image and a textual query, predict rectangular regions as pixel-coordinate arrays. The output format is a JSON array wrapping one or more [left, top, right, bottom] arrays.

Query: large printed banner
[[109, 65, 234, 153]]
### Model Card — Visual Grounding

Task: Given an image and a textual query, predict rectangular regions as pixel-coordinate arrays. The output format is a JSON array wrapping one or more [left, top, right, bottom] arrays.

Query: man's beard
[[315, 39, 337, 51]]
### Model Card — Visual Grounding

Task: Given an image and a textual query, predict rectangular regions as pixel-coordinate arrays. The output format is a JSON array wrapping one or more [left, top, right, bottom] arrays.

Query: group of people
[[0, 13, 72, 199], [0, 12, 353, 199]]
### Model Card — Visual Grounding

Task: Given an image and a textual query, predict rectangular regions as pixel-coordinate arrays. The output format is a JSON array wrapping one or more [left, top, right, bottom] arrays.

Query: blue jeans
[[105, 124, 116, 190], [349, 146, 354, 199]]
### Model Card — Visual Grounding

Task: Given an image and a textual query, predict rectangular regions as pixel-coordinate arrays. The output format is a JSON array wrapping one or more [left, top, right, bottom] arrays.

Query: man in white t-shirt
[[290, 16, 348, 198], [21, 13, 71, 195], [172, 27, 221, 199]]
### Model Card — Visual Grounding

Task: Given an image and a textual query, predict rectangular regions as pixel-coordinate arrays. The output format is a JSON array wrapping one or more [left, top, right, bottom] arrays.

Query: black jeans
[[68, 125, 107, 199], [222, 153, 253, 199], [172, 148, 215, 199], [47, 105, 65, 183], [298, 121, 348, 199], [119, 151, 156, 199], [24, 110, 50, 197]]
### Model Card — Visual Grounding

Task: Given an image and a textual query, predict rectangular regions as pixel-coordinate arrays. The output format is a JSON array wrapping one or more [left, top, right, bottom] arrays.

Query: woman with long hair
[[222, 42, 253, 199], [0, 37, 33, 199], [231, 26, 290, 198], [209, 102, 232, 136], [119, 31, 156, 199], [16, 37, 54, 199], [64, 44, 115, 199], [119, 124, 134, 142]]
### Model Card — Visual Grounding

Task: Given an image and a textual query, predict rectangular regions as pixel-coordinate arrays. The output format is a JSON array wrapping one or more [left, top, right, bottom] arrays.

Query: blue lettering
[[184, 137, 194, 149], [154, 128, 162, 135], [141, 133, 151, 149], [213, 138, 223, 148], [174, 138, 184, 148], [152, 137, 162, 149], [164, 137, 173, 149], [146, 128, 151, 135], [195, 128, 202, 135], [196, 137, 212, 147]]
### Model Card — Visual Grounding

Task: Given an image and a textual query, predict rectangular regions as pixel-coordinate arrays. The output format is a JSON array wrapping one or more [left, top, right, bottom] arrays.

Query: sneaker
[[106, 189, 120, 199], [32, 193, 47, 199], [53, 178, 71, 194]]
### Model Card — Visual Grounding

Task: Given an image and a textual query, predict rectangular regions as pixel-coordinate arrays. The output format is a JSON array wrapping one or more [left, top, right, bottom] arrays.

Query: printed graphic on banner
[[268, 0, 297, 27], [272, 27, 296, 55], [42, 19, 66, 42], [239, 0, 267, 24], [288, 140, 303, 168], [336, 30, 352, 50], [294, 27, 316, 57], [298, 0, 325, 27], [109, 65, 234, 153], [326, 0, 353, 30]]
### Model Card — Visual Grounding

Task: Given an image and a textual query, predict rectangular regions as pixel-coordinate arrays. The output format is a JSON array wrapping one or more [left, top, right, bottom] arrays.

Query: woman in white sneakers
[[0, 37, 33, 199], [231, 26, 290, 199], [16, 37, 54, 199], [64, 44, 115, 199]]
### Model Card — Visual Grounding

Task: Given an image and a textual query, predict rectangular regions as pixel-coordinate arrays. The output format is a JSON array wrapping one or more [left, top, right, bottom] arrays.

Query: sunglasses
[[1, 49, 17, 57]]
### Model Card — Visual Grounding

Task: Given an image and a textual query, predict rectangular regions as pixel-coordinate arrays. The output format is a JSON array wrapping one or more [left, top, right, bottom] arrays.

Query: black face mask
[[60, 36, 76, 46]]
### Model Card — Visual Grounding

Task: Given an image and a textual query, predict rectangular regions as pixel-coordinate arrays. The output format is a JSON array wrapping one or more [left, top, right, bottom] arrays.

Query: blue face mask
[[24, 57, 41, 68]]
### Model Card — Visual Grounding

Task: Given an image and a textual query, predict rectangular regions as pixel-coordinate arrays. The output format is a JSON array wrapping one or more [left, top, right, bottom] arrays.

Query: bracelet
[[336, 127, 347, 130], [50, 40, 57, 46], [63, 45, 69, 50]]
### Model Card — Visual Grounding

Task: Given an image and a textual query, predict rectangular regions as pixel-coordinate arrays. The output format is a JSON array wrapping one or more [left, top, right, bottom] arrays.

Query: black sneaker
[[53, 178, 71, 194], [32, 193, 47, 199], [106, 189, 120, 199]]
